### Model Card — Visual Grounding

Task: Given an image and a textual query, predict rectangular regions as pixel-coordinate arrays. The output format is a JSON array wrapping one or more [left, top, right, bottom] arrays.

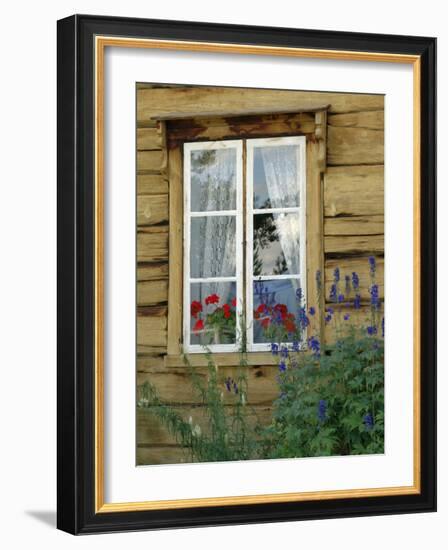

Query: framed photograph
[[57, 14, 436, 534]]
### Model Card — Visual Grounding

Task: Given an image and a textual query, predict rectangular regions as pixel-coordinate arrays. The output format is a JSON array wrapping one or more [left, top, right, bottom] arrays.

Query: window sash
[[183, 140, 243, 353], [246, 136, 307, 352]]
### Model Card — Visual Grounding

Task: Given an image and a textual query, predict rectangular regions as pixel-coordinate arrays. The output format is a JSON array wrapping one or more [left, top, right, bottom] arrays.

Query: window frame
[[183, 140, 244, 354], [165, 109, 327, 366], [246, 135, 307, 352]]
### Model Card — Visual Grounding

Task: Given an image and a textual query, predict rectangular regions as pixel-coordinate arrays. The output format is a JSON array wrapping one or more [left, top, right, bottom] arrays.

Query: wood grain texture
[[137, 150, 167, 172], [137, 174, 169, 195], [324, 215, 384, 236], [328, 110, 384, 130], [324, 256, 384, 302], [137, 262, 169, 281], [137, 365, 283, 406], [324, 165, 384, 217], [137, 280, 168, 306], [137, 194, 169, 226], [327, 126, 384, 165], [137, 228, 169, 262], [324, 234, 384, 256], [137, 86, 384, 121], [137, 127, 164, 150]]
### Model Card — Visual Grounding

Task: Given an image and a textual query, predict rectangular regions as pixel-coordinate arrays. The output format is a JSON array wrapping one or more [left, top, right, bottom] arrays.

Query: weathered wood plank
[[137, 345, 168, 355], [167, 112, 315, 145], [137, 87, 384, 121], [324, 234, 384, 256], [323, 305, 382, 343], [137, 318, 167, 347], [324, 215, 384, 236], [324, 165, 384, 217], [137, 262, 169, 281], [164, 352, 277, 368], [324, 256, 384, 302], [138, 354, 166, 372], [137, 280, 168, 306], [137, 194, 169, 226], [137, 405, 273, 446], [327, 126, 384, 165], [328, 110, 384, 130], [137, 230, 169, 262], [137, 150, 167, 172], [137, 174, 169, 195], [137, 365, 283, 406], [136, 446, 187, 465], [137, 127, 164, 150]]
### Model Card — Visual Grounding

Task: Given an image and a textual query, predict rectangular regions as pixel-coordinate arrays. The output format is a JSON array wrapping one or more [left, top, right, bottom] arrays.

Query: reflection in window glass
[[190, 216, 236, 278], [190, 282, 237, 346], [253, 213, 300, 276], [252, 279, 301, 343], [191, 148, 236, 211], [253, 145, 300, 209]]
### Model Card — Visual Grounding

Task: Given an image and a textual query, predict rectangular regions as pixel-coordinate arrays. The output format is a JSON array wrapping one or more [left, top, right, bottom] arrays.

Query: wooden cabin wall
[[135, 85, 384, 465]]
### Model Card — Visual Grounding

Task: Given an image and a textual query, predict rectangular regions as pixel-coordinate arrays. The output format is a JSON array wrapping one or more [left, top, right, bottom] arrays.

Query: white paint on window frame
[[246, 136, 307, 352], [183, 140, 244, 353]]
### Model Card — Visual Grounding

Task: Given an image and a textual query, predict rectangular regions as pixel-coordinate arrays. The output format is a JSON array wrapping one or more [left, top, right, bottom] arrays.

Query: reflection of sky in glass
[[191, 149, 236, 211], [190, 281, 236, 346], [190, 216, 236, 278], [253, 213, 300, 276], [253, 146, 300, 209], [253, 279, 299, 343]]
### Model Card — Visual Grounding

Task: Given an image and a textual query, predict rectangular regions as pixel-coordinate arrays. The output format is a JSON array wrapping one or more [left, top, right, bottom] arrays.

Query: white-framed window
[[183, 136, 306, 353]]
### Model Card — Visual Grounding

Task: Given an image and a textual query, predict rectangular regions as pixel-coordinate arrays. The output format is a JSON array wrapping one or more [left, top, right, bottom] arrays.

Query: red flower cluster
[[190, 300, 202, 318], [254, 302, 297, 334], [223, 303, 231, 319], [193, 319, 204, 332], [205, 293, 220, 305]]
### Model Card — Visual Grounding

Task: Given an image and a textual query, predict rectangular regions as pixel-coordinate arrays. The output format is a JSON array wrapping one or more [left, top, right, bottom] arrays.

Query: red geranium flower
[[257, 303, 268, 314], [205, 293, 220, 305], [223, 303, 231, 319], [190, 300, 202, 318], [261, 318, 271, 329], [231, 298, 237, 307], [284, 316, 297, 333], [274, 303, 288, 316], [193, 319, 204, 332]]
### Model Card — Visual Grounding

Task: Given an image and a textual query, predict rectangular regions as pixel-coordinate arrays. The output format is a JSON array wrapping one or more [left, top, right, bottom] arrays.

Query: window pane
[[252, 279, 302, 344], [190, 282, 237, 346], [253, 213, 301, 276], [253, 145, 300, 209], [190, 216, 236, 278], [191, 148, 236, 211]]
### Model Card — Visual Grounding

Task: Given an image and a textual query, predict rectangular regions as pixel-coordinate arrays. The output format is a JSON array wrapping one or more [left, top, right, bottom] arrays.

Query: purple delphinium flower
[[333, 267, 340, 283], [233, 381, 238, 394], [338, 293, 345, 303], [352, 271, 360, 290], [281, 346, 289, 358], [368, 256, 376, 276], [225, 377, 232, 392], [326, 307, 334, 315], [309, 306, 316, 316], [367, 325, 377, 336], [295, 287, 303, 303], [298, 307, 309, 329], [369, 284, 380, 309], [317, 399, 327, 422], [329, 283, 337, 303], [343, 313, 350, 321], [354, 294, 361, 310], [308, 336, 320, 357], [363, 413, 374, 431], [325, 314, 332, 324], [292, 341, 300, 352], [381, 317, 385, 338], [271, 343, 279, 355], [278, 360, 287, 373]]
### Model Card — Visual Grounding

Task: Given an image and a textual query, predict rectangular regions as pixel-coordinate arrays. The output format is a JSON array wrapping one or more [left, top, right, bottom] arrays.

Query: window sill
[[164, 351, 278, 368]]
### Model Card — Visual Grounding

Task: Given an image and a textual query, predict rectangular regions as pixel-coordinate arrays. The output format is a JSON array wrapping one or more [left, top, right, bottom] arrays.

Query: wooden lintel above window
[[150, 104, 330, 121]]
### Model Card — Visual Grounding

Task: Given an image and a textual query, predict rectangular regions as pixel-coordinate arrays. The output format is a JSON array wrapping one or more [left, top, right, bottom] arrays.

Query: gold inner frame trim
[[94, 35, 422, 514]]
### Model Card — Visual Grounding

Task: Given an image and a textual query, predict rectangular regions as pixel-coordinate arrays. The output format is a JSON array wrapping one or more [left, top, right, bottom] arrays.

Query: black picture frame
[[57, 14, 436, 534]]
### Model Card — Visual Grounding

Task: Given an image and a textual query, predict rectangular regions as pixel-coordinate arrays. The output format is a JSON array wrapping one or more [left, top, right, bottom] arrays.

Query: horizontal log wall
[[136, 84, 384, 465]]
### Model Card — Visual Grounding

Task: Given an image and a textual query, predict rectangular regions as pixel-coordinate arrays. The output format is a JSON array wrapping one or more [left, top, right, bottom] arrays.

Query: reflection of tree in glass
[[253, 213, 288, 276]]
